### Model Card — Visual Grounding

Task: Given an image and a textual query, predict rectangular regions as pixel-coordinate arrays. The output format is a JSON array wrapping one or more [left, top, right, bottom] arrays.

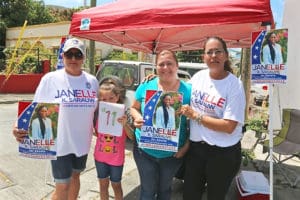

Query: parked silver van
[[95, 60, 191, 109], [178, 62, 207, 76]]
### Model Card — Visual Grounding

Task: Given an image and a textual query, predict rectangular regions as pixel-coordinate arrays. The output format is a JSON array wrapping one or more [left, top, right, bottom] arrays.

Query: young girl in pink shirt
[[94, 76, 134, 200]]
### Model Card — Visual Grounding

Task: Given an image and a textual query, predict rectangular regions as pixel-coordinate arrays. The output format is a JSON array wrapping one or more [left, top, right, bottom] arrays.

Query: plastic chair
[[262, 108, 300, 187]]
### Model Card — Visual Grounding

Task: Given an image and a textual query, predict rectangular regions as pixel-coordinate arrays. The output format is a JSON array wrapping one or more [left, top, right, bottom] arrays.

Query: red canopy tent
[[69, 0, 274, 53]]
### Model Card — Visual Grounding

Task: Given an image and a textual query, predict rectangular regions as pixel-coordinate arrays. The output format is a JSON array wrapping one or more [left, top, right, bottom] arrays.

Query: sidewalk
[[0, 93, 34, 104], [1, 94, 300, 199]]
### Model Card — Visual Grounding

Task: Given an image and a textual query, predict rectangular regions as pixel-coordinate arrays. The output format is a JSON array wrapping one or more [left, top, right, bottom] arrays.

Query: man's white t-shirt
[[34, 69, 99, 156]]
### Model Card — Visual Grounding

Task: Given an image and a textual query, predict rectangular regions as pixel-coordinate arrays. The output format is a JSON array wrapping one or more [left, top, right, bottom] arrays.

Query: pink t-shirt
[[94, 121, 126, 166]]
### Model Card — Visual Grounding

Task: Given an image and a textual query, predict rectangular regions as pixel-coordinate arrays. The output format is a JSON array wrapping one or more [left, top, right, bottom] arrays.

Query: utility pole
[[240, 48, 251, 120], [89, 0, 96, 74]]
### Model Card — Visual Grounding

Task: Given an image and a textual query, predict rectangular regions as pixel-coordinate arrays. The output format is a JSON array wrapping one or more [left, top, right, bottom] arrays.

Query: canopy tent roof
[[69, 0, 274, 53]]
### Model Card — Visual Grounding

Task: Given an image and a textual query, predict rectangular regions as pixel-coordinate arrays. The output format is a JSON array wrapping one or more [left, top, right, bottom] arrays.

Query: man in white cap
[[13, 37, 99, 200]]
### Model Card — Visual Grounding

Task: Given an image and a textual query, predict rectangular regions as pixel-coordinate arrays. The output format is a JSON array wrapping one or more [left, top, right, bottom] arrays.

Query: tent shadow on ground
[[251, 159, 300, 199], [125, 138, 135, 151], [124, 179, 185, 200], [122, 141, 300, 200], [253, 159, 300, 187], [124, 185, 139, 200]]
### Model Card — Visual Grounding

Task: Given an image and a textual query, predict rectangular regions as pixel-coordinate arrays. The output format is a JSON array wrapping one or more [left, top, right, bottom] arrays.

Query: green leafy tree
[[0, 0, 29, 27], [48, 7, 82, 21], [0, 21, 7, 49], [0, 20, 6, 71], [0, 0, 54, 47], [0, 0, 54, 26], [0, 0, 62, 72], [27, 1, 54, 25]]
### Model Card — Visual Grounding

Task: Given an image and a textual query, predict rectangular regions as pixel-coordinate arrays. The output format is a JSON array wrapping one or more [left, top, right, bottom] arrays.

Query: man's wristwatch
[[195, 113, 204, 125]]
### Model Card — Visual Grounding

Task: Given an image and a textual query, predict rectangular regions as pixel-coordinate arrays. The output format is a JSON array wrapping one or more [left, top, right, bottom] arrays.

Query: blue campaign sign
[[18, 102, 59, 159], [56, 37, 67, 70], [251, 29, 288, 84], [139, 90, 183, 152]]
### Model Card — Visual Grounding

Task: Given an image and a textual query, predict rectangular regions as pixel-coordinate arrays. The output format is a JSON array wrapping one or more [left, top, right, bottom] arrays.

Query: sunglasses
[[64, 51, 84, 60]]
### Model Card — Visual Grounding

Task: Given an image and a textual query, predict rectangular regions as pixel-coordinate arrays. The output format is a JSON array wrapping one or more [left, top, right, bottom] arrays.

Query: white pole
[[265, 25, 273, 200], [268, 84, 273, 200]]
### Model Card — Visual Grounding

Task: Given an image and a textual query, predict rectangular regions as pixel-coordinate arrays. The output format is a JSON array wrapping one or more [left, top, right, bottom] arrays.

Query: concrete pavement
[[1, 94, 300, 200], [0, 93, 35, 104]]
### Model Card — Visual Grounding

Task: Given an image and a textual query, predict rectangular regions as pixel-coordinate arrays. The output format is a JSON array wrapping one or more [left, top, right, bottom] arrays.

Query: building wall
[[271, 0, 300, 129], [5, 21, 122, 59]]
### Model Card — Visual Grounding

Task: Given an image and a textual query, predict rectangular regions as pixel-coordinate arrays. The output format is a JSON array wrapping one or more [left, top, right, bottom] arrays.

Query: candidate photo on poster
[[251, 28, 288, 84], [29, 103, 58, 140], [261, 29, 288, 65], [155, 93, 176, 129]]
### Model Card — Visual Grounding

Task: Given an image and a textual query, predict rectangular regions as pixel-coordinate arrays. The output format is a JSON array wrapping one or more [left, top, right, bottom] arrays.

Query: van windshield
[[96, 64, 137, 89], [177, 73, 190, 82], [178, 62, 207, 76]]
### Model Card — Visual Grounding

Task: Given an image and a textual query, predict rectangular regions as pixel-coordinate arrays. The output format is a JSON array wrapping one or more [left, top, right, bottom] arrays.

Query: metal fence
[[0, 46, 57, 73]]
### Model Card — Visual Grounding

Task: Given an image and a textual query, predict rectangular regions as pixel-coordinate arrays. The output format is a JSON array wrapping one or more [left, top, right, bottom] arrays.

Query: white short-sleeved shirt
[[189, 69, 245, 147], [34, 69, 99, 156]]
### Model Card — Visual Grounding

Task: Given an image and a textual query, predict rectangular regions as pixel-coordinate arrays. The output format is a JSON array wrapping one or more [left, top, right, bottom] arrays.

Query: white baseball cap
[[63, 38, 86, 56]]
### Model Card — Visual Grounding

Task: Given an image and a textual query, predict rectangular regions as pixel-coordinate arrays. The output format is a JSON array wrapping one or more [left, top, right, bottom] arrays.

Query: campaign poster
[[140, 90, 183, 152], [18, 102, 59, 159], [97, 101, 125, 137], [55, 37, 67, 70], [251, 29, 288, 84]]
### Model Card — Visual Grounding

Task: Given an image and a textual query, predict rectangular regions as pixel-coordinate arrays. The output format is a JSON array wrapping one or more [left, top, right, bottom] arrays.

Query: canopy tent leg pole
[[151, 52, 157, 74], [264, 24, 273, 200], [268, 83, 274, 200]]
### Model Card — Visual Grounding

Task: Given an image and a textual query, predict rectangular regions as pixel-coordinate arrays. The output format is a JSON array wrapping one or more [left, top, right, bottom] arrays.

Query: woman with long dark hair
[[263, 32, 283, 64], [155, 93, 176, 129], [181, 36, 246, 200], [31, 105, 53, 139]]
